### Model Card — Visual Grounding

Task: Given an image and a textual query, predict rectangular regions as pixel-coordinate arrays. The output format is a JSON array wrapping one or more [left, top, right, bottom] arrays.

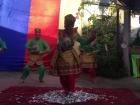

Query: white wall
[[59, 0, 82, 32]]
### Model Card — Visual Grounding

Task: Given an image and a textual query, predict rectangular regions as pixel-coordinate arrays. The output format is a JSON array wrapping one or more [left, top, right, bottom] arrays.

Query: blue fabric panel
[[0, 0, 31, 71]]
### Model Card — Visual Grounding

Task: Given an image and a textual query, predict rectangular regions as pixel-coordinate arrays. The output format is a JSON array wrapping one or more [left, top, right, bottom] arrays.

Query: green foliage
[[78, 1, 96, 11], [81, 26, 90, 36], [87, 14, 117, 48], [79, 2, 127, 78], [95, 16, 126, 78], [96, 54, 127, 79]]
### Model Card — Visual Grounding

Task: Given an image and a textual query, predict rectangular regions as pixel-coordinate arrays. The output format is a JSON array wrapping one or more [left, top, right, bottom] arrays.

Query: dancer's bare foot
[[39, 78, 44, 83], [21, 80, 25, 83], [88, 77, 95, 83]]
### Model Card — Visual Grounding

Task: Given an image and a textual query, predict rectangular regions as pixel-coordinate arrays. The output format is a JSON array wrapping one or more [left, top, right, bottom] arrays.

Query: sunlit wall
[[59, 0, 82, 32]]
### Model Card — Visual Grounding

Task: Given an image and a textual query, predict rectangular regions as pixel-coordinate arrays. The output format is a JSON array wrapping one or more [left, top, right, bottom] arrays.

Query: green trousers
[[21, 64, 45, 80], [131, 54, 140, 77]]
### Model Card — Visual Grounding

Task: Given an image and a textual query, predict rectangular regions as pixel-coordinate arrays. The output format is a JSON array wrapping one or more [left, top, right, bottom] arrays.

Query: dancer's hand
[[0, 48, 3, 52]]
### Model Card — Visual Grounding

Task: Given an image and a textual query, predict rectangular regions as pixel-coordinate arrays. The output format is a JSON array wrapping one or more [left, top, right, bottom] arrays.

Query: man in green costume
[[76, 28, 101, 81], [21, 28, 50, 82], [0, 38, 7, 52], [130, 28, 140, 77]]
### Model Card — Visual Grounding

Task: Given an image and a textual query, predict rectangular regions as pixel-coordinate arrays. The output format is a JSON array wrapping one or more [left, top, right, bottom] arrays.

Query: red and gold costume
[[51, 14, 80, 93]]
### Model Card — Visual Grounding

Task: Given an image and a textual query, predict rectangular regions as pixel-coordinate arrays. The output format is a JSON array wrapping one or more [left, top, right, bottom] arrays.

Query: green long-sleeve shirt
[[132, 37, 140, 46], [26, 38, 50, 54], [0, 38, 7, 49], [75, 35, 101, 52]]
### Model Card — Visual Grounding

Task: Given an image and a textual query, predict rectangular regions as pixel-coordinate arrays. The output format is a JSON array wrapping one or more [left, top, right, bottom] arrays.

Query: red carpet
[[0, 87, 140, 105]]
